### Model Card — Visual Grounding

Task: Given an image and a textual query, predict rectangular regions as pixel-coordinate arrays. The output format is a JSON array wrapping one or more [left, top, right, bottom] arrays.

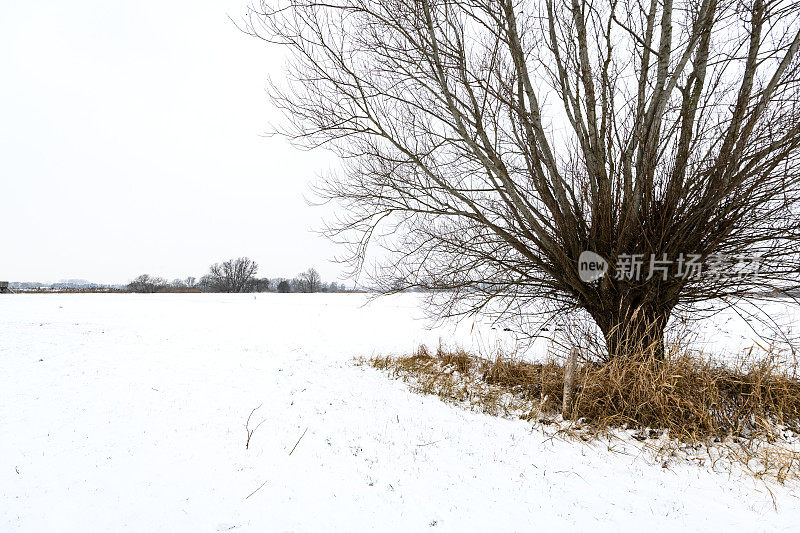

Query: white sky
[[0, 0, 345, 285]]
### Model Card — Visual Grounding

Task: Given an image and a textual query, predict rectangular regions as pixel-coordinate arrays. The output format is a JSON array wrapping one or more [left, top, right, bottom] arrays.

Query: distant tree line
[[127, 258, 352, 294], [10, 280, 125, 292]]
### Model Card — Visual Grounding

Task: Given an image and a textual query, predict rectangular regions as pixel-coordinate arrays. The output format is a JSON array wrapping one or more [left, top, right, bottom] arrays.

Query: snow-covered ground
[[1, 293, 798, 531]]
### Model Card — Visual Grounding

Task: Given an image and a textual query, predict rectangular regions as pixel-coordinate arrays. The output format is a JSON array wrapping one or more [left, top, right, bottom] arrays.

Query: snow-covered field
[[1, 293, 798, 532]]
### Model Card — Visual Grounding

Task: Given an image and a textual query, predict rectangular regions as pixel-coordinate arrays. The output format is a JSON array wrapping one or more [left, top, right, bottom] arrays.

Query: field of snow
[[1, 293, 798, 531]]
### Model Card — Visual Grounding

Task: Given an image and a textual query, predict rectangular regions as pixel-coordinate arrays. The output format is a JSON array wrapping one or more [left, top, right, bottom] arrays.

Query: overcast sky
[[0, 0, 345, 285]]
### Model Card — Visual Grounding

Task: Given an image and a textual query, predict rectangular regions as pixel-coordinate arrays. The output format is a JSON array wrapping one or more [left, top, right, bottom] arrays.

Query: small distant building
[[0, 282, 10, 294]]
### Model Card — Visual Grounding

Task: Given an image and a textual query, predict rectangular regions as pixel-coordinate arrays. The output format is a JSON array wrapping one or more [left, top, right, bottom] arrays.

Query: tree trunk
[[599, 306, 669, 361]]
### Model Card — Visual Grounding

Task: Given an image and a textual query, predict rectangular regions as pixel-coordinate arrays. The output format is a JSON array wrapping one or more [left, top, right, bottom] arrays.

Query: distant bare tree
[[244, 0, 800, 359], [251, 278, 271, 292], [198, 275, 214, 292], [127, 274, 168, 293], [207, 257, 259, 292], [297, 268, 322, 293], [127, 275, 151, 293]]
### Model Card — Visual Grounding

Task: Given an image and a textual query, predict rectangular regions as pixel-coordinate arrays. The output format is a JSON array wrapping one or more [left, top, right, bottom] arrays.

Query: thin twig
[[289, 427, 309, 456], [244, 479, 268, 500], [245, 404, 266, 450]]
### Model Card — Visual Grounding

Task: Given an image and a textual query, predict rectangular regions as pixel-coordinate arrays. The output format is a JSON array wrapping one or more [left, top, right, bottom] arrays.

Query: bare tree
[[206, 257, 259, 292], [277, 279, 291, 293], [127, 274, 168, 293], [253, 278, 272, 292], [243, 0, 800, 358], [297, 267, 322, 293], [127, 274, 151, 293]]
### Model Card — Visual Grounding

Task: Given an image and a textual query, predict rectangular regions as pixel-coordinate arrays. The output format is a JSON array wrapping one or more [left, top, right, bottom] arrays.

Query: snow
[[1, 293, 798, 531]]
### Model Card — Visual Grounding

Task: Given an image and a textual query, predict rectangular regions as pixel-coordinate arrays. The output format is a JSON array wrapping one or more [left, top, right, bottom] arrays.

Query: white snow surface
[[1, 293, 798, 532]]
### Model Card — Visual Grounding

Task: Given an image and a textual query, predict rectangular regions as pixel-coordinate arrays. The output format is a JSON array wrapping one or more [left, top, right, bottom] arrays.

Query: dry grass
[[572, 351, 800, 439], [359, 343, 800, 482], [360, 345, 559, 419], [364, 345, 535, 417]]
